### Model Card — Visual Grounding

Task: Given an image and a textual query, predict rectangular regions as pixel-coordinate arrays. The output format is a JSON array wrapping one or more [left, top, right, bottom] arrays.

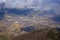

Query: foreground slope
[[12, 28, 60, 40]]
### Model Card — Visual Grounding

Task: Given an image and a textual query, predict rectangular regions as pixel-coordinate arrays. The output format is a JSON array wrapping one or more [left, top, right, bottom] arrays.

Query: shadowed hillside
[[12, 28, 60, 40]]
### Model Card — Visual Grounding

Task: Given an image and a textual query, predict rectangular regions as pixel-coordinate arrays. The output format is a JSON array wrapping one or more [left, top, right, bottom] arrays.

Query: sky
[[0, 0, 59, 13], [0, 0, 60, 15]]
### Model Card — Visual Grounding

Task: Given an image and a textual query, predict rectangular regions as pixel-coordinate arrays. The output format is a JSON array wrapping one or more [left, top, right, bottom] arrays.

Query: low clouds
[[0, 0, 60, 8], [4, 0, 43, 9], [0, 0, 60, 15], [5, 0, 35, 8], [0, 0, 60, 9], [0, 0, 6, 3]]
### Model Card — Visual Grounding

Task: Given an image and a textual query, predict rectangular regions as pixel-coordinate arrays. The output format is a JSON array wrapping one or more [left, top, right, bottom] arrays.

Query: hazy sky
[[4, 0, 43, 9], [0, 0, 60, 15]]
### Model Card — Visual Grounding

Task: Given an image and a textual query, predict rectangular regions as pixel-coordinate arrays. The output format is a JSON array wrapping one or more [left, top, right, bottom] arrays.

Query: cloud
[[0, 0, 60, 15], [0, 0, 60, 9], [0, 0, 6, 3], [5, 0, 43, 9], [5, 0, 34, 8]]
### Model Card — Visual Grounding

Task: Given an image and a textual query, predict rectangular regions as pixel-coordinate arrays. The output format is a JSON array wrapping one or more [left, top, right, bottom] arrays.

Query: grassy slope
[[0, 28, 60, 40], [12, 28, 60, 40], [0, 32, 10, 40]]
